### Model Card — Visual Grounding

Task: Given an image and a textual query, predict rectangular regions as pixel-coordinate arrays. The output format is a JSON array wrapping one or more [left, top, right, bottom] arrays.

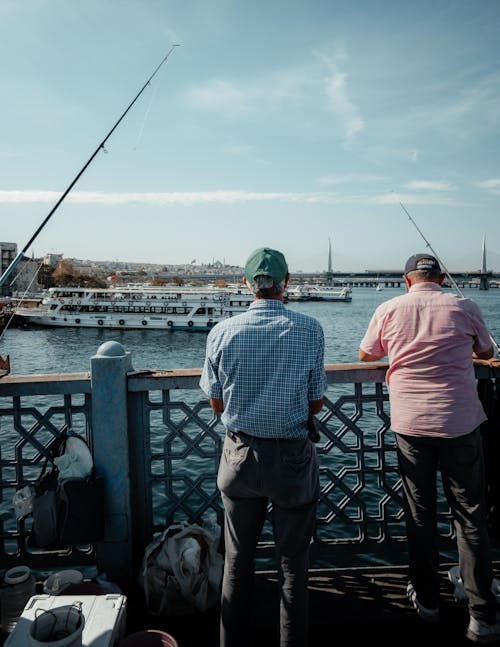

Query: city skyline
[[5, 242, 499, 277], [1, 1, 499, 272]]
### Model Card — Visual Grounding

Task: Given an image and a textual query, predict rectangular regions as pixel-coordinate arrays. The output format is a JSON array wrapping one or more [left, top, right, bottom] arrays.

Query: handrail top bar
[[1, 361, 499, 395]]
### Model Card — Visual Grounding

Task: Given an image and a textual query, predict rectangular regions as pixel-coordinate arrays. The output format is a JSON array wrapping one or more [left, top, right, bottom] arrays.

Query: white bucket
[[1, 565, 36, 633], [29, 604, 84, 647]]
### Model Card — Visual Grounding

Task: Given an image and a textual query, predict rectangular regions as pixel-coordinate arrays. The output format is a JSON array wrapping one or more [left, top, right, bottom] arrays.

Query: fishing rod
[[0, 44, 180, 290], [399, 200, 500, 355]]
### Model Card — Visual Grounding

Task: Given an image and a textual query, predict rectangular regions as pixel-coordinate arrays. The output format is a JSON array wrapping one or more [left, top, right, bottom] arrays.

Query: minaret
[[479, 235, 489, 290], [325, 238, 333, 284]]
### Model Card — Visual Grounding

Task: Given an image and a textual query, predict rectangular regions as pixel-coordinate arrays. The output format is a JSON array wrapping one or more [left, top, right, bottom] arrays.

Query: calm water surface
[[1, 287, 499, 376]]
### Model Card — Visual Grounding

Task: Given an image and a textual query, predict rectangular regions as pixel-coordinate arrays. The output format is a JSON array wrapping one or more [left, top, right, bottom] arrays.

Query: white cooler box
[[5, 594, 127, 647]]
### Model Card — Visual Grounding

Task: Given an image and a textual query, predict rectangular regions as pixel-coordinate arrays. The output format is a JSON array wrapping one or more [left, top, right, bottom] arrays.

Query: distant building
[[0, 242, 17, 295], [44, 253, 64, 267], [12, 258, 44, 295], [0, 242, 17, 274]]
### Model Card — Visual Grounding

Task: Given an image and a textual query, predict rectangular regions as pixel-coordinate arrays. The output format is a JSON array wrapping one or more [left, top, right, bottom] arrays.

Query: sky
[[1, 0, 499, 274]]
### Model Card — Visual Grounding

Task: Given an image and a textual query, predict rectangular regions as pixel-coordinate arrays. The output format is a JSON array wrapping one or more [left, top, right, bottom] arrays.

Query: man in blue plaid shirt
[[200, 247, 326, 647]]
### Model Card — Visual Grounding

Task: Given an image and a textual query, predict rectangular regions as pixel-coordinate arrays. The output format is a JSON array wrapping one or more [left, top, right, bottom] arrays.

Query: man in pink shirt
[[359, 253, 497, 643]]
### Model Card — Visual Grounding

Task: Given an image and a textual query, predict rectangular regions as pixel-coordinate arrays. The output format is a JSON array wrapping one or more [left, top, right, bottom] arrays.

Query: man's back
[[360, 282, 491, 437], [201, 298, 324, 438]]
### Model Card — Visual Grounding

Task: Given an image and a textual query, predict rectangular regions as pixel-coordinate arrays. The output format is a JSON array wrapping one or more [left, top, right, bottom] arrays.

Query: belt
[[226, 429, 307, 442]]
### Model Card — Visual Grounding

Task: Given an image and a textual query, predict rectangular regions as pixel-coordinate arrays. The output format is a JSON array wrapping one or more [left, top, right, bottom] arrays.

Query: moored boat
[[307, 285, 352, 302], [285, 285, 312, 302], [286, 285, 352, 303], [12, 285, 253, 331]]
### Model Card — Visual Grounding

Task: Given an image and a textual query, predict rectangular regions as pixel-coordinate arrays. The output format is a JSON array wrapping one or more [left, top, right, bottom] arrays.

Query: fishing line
[[398, 200, 463, 295], [134, 78, 160, 150], [0, 262, 44, 342], [0, 44, 180, 291], [397, 197, 500, 355]]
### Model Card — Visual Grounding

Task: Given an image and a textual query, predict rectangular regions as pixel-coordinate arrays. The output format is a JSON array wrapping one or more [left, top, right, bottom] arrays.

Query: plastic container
[[118, 630, 178, 647], [43, 571, 84, 596], [1, 565, 36, 633], [4, 594, 127, 647], [29, 603, 84, 647]]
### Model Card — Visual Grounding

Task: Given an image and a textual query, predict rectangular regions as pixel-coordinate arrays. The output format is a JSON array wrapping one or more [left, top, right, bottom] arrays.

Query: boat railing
[[0, 345, 499, 580]]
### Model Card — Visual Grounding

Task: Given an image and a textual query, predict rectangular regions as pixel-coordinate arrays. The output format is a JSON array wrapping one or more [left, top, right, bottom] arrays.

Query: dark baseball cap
[[404, 254, 442, 275]]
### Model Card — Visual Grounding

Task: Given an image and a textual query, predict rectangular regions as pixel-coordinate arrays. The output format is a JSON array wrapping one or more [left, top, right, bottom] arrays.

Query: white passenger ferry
[[13, 285, 253, 331]]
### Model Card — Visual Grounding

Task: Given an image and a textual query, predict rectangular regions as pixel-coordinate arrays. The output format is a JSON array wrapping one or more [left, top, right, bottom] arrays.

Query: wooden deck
[[122, 562, 500, 646], [1, 562, 499, 646]]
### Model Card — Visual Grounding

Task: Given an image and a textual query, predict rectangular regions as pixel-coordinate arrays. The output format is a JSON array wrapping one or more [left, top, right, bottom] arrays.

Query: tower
[[479, 236, 489, 290], [325, 238, 333, 284]]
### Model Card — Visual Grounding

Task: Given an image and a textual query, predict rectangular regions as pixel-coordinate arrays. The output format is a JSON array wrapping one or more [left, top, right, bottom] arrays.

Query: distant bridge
[[170, 240, 500, 289], [318, 269, 499, 289], [310, 237, 498, 289], [166, 269, 500, 289]]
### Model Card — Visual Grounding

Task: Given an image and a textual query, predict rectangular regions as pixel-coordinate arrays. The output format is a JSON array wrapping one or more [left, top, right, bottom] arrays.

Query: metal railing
[[1, 347, 498, 577]]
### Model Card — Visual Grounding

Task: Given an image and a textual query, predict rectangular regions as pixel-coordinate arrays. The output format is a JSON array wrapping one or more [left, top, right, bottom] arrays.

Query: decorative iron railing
[[0, 351, 498, 576]]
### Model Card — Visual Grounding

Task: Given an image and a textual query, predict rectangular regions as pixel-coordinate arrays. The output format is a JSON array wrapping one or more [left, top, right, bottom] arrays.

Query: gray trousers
[[395, 428, 497, 622], [218, 431, 319, 647]]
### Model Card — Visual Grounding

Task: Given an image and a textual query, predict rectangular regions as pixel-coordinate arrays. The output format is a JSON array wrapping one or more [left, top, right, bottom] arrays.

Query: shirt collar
[[248, 298, 286, 311], [408, 282, 443, 293]]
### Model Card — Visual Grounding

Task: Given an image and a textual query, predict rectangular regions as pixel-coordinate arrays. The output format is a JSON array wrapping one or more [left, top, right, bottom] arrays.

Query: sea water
[[1, 287, 499, 375], [1, 287, 499, 563]]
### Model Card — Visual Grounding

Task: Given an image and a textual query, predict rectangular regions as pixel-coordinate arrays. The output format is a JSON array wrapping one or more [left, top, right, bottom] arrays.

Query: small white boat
[[306, 286, 352, 302], [13, 285, 253, 331], [286, 285, 352, 303], [285, 285, 312, 302], [376, 283, 384, 292]]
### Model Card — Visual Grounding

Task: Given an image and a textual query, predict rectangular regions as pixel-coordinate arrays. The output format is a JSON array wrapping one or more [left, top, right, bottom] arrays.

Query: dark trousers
[[395, 428, 497, 622], [218, 431, 319, 647]]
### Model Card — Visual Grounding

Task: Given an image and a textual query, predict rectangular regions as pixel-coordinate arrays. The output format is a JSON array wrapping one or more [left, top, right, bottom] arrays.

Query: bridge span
[[315, 270, 500, 289]]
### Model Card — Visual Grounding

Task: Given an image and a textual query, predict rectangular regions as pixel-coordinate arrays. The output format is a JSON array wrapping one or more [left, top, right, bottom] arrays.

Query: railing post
[[90, 340, 134, 580]]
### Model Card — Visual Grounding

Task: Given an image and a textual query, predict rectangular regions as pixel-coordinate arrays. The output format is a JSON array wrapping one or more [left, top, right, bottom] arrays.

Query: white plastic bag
[[13, 485, 35, 518], [139, 521, 224, 615]]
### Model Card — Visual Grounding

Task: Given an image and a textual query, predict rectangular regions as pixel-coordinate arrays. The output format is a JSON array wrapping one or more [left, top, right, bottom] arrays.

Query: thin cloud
[[187, 79, 253, 115], [0, 189, 466, 207], [185, 67, 309, 116], [318, 174, 387, 185], [186, 46, 364, 143], [476, 179, 500, 195], [223, 143, 255, 156], [317, 50, 365, 142], [372, 192, 464, 207], [389, 71, 500, 141], [406, 180, 457, 192]]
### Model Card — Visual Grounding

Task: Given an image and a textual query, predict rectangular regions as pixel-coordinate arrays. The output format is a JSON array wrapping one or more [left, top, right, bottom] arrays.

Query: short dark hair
[[407, 267, 442, 281]]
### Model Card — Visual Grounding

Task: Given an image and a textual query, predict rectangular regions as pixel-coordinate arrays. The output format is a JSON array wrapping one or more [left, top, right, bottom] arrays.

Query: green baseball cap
[[244, 247, 289, 284]]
